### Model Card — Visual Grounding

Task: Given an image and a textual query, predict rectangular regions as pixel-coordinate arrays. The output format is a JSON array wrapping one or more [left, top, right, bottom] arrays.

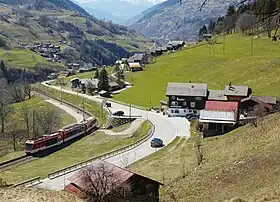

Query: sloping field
[[131, 114, 280, 201], [115, 35, 280, 107]]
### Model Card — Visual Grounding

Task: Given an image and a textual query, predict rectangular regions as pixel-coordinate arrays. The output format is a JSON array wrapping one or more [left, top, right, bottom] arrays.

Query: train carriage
[[24, 116, 97, 154]]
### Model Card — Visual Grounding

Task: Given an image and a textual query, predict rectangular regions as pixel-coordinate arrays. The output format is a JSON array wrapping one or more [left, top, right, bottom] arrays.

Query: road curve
[[37, 81, 184, 190]]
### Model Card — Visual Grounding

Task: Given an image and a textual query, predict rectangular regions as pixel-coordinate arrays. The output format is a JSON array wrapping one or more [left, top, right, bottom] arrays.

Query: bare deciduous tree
[[10, 84, 25, 103], [81, 164, 132, 202], [24, 84, 32, 99], [0, 79, 12, 134], [19, 102, 32, 138], [6, 121, 21, 151], [36, 107, 61, 134], [237, 12, 255, 34]]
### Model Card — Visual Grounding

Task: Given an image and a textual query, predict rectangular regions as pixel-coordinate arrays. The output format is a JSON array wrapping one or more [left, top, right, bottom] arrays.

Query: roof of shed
[[208, 90, 227, 101], [224, 85, 249, 96], [200, 110, 236, 123], [166, 82, 208, 97]]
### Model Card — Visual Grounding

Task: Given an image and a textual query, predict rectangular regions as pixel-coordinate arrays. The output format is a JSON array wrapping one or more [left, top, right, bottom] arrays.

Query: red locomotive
[[24, 117, 97, 154]]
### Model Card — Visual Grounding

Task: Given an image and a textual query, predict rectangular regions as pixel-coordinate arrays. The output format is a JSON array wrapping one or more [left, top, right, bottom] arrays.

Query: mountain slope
[[75, 0, 165, 24], [0, 0, 152, 69], [129, 0, 236, 42]]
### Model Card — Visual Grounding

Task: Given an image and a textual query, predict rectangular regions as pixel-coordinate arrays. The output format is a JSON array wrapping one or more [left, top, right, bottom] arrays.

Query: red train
[[24, 117, 97, 154]]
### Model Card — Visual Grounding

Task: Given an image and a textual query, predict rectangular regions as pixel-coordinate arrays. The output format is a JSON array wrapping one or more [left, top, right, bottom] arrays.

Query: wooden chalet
[[166, 82, 208, 117], [65, 160, 162, 202], [128, 63, 143, 72]]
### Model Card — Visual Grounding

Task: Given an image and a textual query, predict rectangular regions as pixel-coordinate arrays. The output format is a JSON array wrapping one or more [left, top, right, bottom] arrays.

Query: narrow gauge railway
[[24, 117, 97, 155]]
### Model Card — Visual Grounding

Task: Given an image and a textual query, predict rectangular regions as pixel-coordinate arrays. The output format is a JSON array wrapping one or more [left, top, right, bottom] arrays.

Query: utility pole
[[32, 110, 35, 138], [223, 34, 225, 55], [129, 104, 132, 122], [60, 81, 62, 104], [82, 94, 86, 135]]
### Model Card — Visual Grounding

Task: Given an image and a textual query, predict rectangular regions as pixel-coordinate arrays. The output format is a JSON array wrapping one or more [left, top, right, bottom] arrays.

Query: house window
[[183, 102, 187, 106], [171, 101, 178, 106], [175, 109, 179, 113], [190, 102, 195, 108], [171, 109, 174, 113]]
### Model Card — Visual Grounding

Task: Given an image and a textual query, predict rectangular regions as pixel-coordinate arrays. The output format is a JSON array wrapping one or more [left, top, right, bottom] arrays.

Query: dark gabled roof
[[166, 82, 208, 97], [224, 85, 249, 97], [252, 96, 277, 105], [241, 96, 273, 110]]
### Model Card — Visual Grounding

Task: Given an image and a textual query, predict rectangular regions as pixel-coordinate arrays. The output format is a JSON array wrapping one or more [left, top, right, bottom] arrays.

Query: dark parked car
[[105, 102, 111, 107], [151, 138, 163, 148], [186, 114, 200, 121], [112, 110, 124, 116]]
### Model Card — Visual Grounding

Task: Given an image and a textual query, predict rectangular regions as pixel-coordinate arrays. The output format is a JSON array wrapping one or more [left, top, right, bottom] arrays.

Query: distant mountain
[[0, 0, 153, 69], [83, 7, 124, 24], [74, 0, 165, 24], [129, 0, 236, 43]]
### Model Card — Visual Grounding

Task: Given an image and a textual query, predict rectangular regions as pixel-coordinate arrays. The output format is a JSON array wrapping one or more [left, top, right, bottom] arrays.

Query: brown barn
[[65, 160, 162, 202]]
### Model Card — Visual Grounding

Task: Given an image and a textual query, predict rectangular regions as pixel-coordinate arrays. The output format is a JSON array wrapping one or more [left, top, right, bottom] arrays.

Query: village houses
[[165, 81, 277, 137]]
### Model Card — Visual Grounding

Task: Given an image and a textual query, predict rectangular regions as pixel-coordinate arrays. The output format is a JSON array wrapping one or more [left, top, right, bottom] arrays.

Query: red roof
[[64, 183, 83, 197], [205, 101, 238, 112]]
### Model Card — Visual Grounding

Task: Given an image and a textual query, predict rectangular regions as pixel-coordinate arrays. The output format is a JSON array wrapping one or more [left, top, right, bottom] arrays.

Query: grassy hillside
[[0, 187, 82, 202], [0, 2, 152, 70], [115, 35, 280, 107], [131, 114, 280, 201], [0, 121, 151, 184], [0, 49, 64, 70]]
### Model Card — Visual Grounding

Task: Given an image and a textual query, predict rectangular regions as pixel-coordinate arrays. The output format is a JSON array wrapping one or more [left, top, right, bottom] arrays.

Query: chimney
[[229, 82, 232, 89]]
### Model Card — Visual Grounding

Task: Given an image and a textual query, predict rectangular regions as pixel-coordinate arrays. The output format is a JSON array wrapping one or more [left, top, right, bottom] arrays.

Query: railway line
[[0, 155, 35, 172], [0, 91, 94, 171]]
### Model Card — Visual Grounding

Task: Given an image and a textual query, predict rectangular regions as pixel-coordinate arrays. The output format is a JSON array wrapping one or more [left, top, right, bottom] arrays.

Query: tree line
[[199, 0, 280, 39], [0, 61, 61, 153]]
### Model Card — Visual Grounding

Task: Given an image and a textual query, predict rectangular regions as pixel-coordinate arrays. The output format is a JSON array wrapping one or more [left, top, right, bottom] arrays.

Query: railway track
[[0, 155, 35, 171], [0, 91, 94, 171]]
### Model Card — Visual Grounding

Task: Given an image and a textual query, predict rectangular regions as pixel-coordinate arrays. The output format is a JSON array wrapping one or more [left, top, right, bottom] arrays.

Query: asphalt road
[[44, 99, 84, 123], [37, 81, 189, 190]]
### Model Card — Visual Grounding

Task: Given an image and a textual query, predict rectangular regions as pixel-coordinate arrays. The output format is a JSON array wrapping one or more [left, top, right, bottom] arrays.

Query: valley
[[1, 0, 280, 202]]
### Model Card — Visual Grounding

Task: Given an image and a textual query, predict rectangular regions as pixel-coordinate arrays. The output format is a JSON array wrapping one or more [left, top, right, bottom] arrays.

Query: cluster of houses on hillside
[[70, 77, 122, 97], [150, 41, 185, 56], [20, 40, 68, 63], [164, 82, 278, 137], [115, 53, 148, 72]]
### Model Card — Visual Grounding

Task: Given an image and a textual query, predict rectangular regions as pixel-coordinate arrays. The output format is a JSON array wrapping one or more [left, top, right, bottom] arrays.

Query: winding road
[[37, 81, 190, 190]]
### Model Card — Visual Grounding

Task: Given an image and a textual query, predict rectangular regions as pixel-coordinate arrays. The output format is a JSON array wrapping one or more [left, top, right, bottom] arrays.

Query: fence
[[12, 177, 41, 188], [47, 120, 155, 180]]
